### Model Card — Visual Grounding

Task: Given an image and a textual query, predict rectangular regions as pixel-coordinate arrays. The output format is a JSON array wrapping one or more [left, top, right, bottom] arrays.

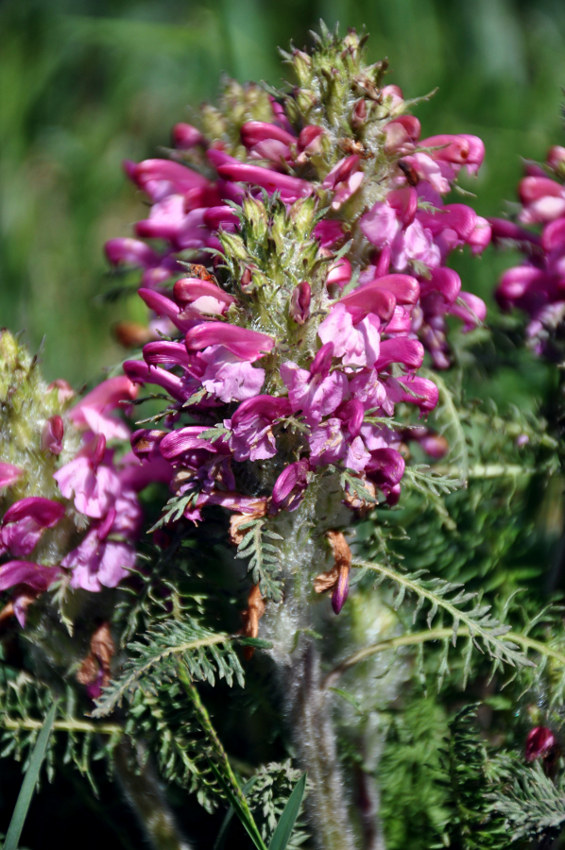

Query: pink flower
[[69, 376, 138, 440], [64, 511, 137, 592], [54, 436, 121, 519], [199, 347, 266, 402], [271, 460, 310, 511], [318, 304, 382, 368], [280, 346, 349, 425], [0, 463, 22, 490], [360, 201, 402, 247], [228, 396, 291, 461], [0, 497, 65, 557]]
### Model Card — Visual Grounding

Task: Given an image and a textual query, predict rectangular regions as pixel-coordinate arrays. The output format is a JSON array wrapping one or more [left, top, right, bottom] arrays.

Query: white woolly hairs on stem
[[259, 482, 359, 850], [287, 639, 358, 850]]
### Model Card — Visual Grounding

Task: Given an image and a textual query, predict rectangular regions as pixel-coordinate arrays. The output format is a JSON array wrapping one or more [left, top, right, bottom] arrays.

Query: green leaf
[[268, 773, 307, 850], [354, 558, 532, 684], [4, 699, 59, 850], [213, 777, 260, 850]]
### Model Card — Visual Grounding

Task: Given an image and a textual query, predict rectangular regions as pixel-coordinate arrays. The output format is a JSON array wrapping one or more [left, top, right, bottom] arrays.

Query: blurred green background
[[1, 0, 565, 386]]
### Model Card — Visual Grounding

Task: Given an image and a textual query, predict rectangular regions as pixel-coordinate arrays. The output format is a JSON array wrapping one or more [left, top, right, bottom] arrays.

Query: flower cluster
[[109, 30, 488, 608], [492, 145, 565, 360], [0, 332, 149, 625]]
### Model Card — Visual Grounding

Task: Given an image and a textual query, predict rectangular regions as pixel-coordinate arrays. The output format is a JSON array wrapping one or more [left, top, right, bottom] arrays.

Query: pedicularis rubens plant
[[3, 25, 565, 850]]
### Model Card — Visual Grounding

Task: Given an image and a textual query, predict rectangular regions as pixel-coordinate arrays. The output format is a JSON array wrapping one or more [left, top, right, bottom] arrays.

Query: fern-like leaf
[[92, 619, 245, 718], [235, 518, 284, 602], [354, 559, 532, 683], [438, 705, 509, 849], [490, 756, 565, 843], [0, 673, 121, 791]]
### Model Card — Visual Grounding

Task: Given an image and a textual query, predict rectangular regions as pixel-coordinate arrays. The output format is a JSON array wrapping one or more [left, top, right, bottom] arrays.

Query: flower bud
[[290, 282, 311, 324], [42, 415, 64, 455]]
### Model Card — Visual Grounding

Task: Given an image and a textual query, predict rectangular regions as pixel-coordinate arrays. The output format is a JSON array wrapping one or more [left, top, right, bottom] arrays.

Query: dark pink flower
[[173, 277, 236, 316], [289, 282, 311, 324], [124, 157, 210, 202], [185, 323, 275, 360], [331, 563, 350, 614], [271, 460, 310, 511], [42, 415, 64, 455], [228, 396, 291, 461], [208, 148, 312, 203], [0, 497, 65, 557], [525, 726, 557, 763]]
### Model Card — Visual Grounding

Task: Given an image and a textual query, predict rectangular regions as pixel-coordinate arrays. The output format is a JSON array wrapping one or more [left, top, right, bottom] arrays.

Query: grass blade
[[4, 699, 59, 850], [268, 773, 307, 850]]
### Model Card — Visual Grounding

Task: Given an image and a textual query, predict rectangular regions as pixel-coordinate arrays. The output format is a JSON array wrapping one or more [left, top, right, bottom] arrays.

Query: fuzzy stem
[[113, 737, 194, 850], [262, 480, 359, 850], [287, 638, 357, 850]]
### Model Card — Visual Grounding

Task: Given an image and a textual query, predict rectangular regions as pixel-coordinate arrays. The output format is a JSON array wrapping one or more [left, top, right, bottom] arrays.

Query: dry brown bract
[[313, 530, 352, 595]]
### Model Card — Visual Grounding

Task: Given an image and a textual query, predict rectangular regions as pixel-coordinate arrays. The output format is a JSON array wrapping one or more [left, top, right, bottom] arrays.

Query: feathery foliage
[[0, 672, 122, 792], [439, 706, 508, 849], [490, 756, 565, 844], [92, 618, 245, 718], [353, 558, 530, 684], [235, 517, 284, 602]]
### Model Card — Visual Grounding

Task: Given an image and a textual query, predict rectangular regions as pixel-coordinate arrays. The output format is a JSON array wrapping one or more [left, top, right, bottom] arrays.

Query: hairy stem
[[261, 481, 360, 849], [113, 737, 194, 850], [287, 639, 357, 850]]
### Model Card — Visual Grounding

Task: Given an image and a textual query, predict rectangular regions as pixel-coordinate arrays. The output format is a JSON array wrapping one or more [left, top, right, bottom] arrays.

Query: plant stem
[[287, 638, 357, 850], [113, 737, 194, 850], [261, 482, 359, 850], [323, 626, 565, 687], [177, 662, 268, 850]]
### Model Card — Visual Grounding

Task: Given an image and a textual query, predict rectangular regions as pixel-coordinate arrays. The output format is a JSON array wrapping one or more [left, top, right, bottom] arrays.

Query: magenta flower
[[271, 460, 310, 511], [105, 29, 489, 624], [0, 498, 65, 557], [208, 148, 313, 203], [0, 462, 22, 490], [228, 396, 291, 461], [0, 560, 61, 593], [185, 323, 275, 359], [525, 726, 557, 763], [492, 145, 565, 360]]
